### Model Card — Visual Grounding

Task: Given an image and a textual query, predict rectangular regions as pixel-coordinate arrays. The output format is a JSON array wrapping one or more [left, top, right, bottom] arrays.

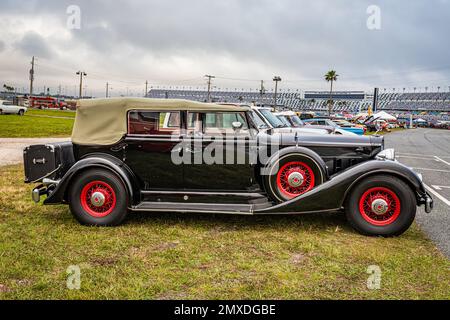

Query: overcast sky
[[0, 0, 449, 97]]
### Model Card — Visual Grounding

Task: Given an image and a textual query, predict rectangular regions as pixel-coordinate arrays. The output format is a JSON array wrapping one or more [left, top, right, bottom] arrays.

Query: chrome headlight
[[376, 148, 396, 161]]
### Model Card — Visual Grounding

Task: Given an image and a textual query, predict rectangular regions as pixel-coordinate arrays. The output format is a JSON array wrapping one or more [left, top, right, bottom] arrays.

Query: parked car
[[304, 118, 365, 135], [251, 107, 330, 135], [23, 98, 433, 236], [0, 100, 27, 115], [274, 111, 356, 136], [332, 119, 367, 134]]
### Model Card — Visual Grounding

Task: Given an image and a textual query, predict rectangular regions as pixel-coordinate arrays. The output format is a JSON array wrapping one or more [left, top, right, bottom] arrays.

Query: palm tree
[[324, 70, 338, 115]]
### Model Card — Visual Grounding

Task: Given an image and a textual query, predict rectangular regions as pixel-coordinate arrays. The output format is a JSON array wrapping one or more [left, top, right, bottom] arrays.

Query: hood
[[260, 130, 383, 148], [270, 127, 330, 135]]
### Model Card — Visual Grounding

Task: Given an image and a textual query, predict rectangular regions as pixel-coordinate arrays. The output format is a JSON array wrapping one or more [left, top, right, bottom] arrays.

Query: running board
[[131, 202, 255, 214]]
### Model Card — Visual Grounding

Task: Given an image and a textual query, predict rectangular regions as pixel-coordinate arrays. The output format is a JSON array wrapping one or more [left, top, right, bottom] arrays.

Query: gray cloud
[[1, 0, 450, 96], [0, 41, 5, 52], [15, 31, 54, 59]]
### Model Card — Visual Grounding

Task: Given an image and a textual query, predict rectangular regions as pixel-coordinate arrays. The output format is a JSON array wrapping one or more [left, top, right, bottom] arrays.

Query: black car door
[[183, 111, 256, 191], [124, 110, 184, 190]]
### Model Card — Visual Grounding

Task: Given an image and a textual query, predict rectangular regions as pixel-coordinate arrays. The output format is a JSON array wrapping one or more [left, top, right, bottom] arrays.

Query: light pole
[[76, 71, 87, 98], [273, 76, 281, 107]]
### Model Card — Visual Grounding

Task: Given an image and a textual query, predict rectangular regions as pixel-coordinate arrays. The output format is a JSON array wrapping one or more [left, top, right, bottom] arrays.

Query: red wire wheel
[[358, 187, 401, 226], [80, 180, 117, 218], [276, 161, 315, 199]]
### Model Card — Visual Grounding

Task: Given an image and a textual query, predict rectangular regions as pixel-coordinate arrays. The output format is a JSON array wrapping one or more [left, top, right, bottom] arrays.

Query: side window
[[205, 112, 249, 136], [187, 112, 203, 134], [187, 112, 249, 136], [128, 111, 180, 135]]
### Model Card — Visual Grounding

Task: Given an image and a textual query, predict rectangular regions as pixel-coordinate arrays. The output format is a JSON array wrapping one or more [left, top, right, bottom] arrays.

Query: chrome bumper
[[31, 179, 59, 203], [424, 192, 433, 213], [32, 184, 47, 203]]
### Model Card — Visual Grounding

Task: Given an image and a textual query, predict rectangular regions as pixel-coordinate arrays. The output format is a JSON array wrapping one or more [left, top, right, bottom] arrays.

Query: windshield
[[323, 119, 338, 127], [249, 111, 269, 129], [277, 115, 292, 127], [259, 109, 285, 128], [290, 115, 304, 127]]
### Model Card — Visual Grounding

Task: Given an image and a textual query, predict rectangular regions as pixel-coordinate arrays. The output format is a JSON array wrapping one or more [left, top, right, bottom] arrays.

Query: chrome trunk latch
[[33, 158, 46, 164]]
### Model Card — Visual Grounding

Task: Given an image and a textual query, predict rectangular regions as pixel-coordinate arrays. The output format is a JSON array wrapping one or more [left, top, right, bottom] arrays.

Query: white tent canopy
[[373, 111, 397, 121]]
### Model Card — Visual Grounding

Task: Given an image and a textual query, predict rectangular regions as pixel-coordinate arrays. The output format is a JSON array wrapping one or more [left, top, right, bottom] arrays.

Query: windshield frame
[[259, 109, 286, 128]]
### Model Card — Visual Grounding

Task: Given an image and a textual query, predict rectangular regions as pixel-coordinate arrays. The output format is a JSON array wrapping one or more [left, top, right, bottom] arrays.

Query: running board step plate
[[132, 202, 254, 214]]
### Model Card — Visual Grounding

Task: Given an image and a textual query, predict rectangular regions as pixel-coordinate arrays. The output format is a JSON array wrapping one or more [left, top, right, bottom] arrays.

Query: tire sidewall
[[266, 153, 324, 202], [345, 176, 416, 236], [69, 169, 128, 226]]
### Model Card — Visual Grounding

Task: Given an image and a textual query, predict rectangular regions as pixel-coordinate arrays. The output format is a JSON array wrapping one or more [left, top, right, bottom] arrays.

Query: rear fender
[[44, 154, 139, 205], [255, 160, 426, 214]]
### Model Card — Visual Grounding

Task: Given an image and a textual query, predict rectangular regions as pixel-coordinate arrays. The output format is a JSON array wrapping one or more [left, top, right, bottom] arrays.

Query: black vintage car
[[24, 98, 433, 236]]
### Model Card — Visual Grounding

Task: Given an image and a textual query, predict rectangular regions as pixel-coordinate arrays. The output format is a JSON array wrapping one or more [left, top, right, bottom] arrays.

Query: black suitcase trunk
[[23, 142, 75, 183]]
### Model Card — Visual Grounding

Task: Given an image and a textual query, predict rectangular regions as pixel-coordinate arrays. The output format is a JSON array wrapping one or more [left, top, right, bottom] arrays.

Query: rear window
[[128, 111, 180, 135]]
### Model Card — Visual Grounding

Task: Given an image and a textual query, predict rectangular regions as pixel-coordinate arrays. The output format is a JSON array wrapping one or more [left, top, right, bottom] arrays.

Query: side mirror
[[232, 121, 243, 131]]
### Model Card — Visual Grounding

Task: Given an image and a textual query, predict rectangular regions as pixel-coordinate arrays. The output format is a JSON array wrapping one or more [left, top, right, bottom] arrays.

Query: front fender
[[255, 160, 427, 214], [44, 154, 139, 205], [261, 145, 329, 180]]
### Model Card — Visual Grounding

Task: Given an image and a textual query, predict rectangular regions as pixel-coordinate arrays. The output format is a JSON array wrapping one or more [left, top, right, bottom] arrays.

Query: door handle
[[185, 147, 202, 154]]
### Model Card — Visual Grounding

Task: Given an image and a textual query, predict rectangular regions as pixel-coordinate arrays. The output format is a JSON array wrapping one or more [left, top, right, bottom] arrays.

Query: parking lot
[[386, 128, 450, 257]]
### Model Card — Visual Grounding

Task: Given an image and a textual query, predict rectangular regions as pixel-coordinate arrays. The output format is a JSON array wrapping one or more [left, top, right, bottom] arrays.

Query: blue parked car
[[304, 118, 365, 135]]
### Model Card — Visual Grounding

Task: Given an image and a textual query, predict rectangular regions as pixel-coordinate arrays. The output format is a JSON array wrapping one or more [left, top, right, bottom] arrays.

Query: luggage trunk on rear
[[23, 142, 75, 183]]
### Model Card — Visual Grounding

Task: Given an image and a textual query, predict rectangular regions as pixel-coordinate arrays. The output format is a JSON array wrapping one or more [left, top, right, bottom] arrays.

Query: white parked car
[[0, 100, 27, 115]]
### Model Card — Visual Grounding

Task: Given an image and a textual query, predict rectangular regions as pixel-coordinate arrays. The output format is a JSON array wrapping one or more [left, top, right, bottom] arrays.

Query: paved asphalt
[[385, 128, 450, 258], [0, 138, 69, 166]]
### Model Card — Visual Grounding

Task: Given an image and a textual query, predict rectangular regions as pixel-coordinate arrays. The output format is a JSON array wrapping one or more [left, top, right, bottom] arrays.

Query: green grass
[[26, 109, 76, 118], [0, 110, 74, 138], [0, 165, 448, 299], [364, 128, 405, 136]]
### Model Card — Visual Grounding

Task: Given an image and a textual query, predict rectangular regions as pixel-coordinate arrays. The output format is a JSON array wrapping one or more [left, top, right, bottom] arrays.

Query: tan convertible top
[[72, 98, 249, 145]]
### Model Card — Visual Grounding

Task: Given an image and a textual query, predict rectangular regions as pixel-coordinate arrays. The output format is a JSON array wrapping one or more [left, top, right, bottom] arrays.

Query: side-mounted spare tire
[[263, 151, 326, 202], [68, 168, 128, 226]]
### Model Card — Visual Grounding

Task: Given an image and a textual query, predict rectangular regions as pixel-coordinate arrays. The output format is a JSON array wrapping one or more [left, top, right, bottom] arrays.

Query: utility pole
[[205, 74, 215, 102], [76, 71, 87, 98], [145, 80, 148, 97], [29, 56, 35, 96], [273, 76, 282, 107]]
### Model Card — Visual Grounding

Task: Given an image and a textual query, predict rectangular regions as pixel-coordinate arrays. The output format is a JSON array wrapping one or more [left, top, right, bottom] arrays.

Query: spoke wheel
[[358, 187, 401, 226], [276, 161, 315, 199], [80, 180, 117, 218]]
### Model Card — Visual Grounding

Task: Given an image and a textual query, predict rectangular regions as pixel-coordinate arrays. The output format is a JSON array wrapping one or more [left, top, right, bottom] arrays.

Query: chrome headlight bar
[[376, 148, 396, 161]]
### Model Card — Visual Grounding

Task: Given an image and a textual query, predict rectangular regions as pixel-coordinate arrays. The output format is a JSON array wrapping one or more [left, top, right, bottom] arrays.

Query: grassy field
[[0, 164, 448, 299], [26, 108, 76, 118], [0, 109, 74, 137]]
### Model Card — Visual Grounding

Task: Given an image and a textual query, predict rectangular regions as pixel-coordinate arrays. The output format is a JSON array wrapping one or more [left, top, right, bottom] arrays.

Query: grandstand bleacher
[[146, 89, 450, 118]]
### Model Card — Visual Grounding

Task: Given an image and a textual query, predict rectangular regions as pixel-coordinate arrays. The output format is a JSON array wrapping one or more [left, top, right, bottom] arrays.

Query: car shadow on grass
[[126, 210, 352, 233], [44, 205, 353, 233]]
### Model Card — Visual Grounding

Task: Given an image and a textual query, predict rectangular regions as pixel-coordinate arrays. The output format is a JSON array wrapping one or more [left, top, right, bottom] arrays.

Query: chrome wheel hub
[[371, 199, 389, 215], [90, 191, 106, 207], [287, 172, 304, 188]]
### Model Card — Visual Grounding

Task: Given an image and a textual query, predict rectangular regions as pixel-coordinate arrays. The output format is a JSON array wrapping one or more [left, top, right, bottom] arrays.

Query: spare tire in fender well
[[260, 146, 329, 202], [260, 146, 329, 181]]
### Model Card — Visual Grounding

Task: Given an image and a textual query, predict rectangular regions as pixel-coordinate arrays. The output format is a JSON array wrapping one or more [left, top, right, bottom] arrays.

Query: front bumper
[[422, 191, 434, 213]]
